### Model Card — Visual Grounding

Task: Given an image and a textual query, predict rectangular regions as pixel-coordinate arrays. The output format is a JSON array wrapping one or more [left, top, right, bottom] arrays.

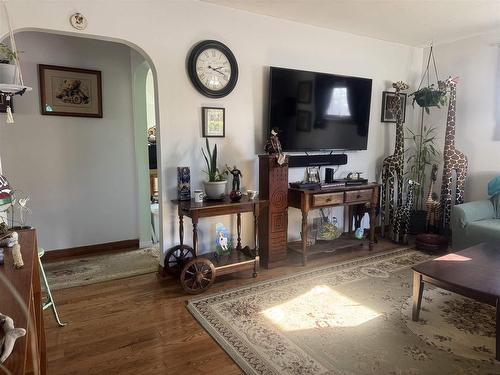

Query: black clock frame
[[187, 40, 239, 98]]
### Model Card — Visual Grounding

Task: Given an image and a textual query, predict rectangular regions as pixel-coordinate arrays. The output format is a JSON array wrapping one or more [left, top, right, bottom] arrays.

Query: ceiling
[[201, 0, 500, 46]]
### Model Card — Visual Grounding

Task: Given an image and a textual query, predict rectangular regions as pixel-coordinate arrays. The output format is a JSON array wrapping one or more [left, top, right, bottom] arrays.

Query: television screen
[[268, 67, 372, 151]]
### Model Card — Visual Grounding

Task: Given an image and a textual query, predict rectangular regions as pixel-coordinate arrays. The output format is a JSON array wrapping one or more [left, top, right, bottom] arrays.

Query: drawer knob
[[356, 194, 361, 199], [326, 197, 332, 202]]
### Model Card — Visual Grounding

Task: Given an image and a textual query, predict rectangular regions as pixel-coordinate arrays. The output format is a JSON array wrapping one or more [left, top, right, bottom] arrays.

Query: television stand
[[288, 183, 380, 265]]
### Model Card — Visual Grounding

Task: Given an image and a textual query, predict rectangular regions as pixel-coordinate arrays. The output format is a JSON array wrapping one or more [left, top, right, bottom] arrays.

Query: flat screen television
[[268, 67, 372, 151]]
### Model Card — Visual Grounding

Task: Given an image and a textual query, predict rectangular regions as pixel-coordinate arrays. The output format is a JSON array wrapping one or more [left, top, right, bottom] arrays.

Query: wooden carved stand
[[167, 196, 266, 294]]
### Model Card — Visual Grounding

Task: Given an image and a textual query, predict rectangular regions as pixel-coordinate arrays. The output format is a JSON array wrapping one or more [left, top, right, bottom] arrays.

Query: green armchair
[[451, 195, 500, 250]]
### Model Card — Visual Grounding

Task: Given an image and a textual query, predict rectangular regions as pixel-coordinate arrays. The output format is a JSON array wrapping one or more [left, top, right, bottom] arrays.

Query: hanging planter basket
[[409, 84, 447, 111]]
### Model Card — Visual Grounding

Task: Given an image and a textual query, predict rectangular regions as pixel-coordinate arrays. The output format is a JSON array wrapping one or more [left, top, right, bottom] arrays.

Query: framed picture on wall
[[381, 91, 406, 123], [38, 64, 103, 118], [202, 107, 225, 137], [0, 95, 13, 113]]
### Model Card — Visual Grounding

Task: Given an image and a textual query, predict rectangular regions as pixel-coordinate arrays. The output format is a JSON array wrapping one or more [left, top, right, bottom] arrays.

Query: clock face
[[195, 48, 232, 91], [188, 40, 238, 98]]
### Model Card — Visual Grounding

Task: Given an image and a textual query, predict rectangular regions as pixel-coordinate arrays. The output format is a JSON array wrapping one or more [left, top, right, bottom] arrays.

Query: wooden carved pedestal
[[258, 155, 289, 268]]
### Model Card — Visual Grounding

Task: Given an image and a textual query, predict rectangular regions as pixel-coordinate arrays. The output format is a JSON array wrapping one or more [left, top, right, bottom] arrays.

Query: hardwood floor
[[44, 240, 405, 374]]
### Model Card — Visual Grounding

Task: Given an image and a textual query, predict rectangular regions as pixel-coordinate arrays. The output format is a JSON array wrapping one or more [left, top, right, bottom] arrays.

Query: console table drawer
[[345, 189, 372, 203], [312, 192, 344, 207]]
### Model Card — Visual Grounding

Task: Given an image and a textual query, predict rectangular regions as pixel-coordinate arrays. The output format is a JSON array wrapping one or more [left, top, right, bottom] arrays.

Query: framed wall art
[[202, 107, 225, 137], [381, 91, 406, 123], [38, 64, 102, 118]]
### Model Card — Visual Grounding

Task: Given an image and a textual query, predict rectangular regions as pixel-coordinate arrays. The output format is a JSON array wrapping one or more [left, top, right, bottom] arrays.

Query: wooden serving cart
[[166, 196, 266, 294]]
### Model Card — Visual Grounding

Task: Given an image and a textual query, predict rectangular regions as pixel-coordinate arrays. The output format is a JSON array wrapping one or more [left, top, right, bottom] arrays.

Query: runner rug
[[187, 248, 500, 374]]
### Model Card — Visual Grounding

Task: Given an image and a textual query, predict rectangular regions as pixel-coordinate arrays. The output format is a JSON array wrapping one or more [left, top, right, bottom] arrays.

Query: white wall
[[0, 1, 423, 259], [0, 31, 139, 250], [424, 32, 500, 202]]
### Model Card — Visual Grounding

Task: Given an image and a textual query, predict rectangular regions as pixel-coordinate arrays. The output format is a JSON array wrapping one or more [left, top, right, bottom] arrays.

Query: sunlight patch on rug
[[187, 247, 500, 374], [262, 285, 381, 331]]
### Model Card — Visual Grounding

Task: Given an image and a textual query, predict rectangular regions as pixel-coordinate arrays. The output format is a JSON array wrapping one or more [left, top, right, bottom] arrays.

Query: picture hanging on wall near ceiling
[[0, 95, 13, 113], [38, 64, 102, 118], [381, 91, 406, 123], [202, 107, 225, 137]]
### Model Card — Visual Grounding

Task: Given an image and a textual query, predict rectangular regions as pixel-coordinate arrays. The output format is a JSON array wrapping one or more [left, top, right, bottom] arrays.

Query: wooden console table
[[0, 229, 46, 374], [288, 183, 380, 265]]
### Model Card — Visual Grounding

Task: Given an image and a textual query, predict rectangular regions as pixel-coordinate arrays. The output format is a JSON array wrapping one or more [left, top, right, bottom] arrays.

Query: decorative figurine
[[227, 165, 242, 191], [265, 127, 286, 166], [0, 313, 26, 363], [380, 81, 409, 239], [215, 223, 232, 258], [425, 164, 441, 232], [392, 180, 418, 244], [227, 165, 243, 202], [439, 77, 468, 232], [177, 167, 191, 201]]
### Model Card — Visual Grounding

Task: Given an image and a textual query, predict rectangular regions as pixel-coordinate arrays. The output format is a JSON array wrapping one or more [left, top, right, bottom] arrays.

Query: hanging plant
[[0, 43, 16, 64], [409, 84, 446, 113]]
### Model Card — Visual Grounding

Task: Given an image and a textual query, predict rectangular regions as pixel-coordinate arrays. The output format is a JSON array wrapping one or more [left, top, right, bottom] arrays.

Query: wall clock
[[187, 40, 238, 98]]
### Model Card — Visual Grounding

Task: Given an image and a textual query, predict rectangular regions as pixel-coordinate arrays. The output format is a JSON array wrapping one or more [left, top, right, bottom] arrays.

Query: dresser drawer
[[345, 189, 373, 203], [312, 192, 344, 207]]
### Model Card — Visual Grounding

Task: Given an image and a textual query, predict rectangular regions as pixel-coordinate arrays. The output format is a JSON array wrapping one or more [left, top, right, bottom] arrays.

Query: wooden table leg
[[496, 298, 500, 361], [192, 217, 199, 257], [253, 205, 259, 277], [412, 271, 424, 321], [237, 212, 242, 250], [301, 211, 308, 266], [369, 200, 377, 251], [179, 214, 184, 246]]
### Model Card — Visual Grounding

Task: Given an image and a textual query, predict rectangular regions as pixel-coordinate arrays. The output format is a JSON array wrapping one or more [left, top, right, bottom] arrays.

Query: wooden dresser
[[0, 229, 46, 374]]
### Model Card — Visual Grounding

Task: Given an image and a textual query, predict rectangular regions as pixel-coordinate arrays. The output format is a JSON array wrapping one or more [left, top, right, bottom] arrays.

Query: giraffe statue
[[425, 164, 440, 232], [393, 180, 418, 244], [381, 81, 409, 238], [439, 77, 468, 232]]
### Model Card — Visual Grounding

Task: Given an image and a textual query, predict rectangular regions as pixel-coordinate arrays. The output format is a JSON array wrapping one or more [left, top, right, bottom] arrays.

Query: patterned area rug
[[187, 248, 500, 374], [44, 245, 160, 290]]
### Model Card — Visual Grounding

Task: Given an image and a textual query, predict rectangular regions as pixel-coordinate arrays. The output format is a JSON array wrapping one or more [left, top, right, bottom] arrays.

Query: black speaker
[[288, 154, 348, 168], [325, 168, 335, 183]]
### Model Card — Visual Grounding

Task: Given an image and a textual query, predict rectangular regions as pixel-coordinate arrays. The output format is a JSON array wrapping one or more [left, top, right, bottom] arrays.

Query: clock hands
[[208, 65, 227, 78]]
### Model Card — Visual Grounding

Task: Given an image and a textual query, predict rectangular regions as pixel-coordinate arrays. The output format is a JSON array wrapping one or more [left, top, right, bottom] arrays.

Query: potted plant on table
[[201, 138, 228, 200], [0, 43, 18, 85]]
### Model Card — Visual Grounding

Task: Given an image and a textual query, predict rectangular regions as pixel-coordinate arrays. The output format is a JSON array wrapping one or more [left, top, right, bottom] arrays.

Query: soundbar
[[288, 154, 348, 168]]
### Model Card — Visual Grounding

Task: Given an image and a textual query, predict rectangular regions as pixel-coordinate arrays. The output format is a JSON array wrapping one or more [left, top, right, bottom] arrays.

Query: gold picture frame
[[39, 64, 102, 118]]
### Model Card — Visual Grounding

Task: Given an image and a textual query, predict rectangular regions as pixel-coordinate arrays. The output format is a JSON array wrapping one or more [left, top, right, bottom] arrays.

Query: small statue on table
[[265, 127, 286, 166], [226, 165, 243, 202]]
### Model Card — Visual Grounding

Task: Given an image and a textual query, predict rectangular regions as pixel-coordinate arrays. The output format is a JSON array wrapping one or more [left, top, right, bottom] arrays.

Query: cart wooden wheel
[[180, 258, 216, 294], [164, 245, 194, 276]]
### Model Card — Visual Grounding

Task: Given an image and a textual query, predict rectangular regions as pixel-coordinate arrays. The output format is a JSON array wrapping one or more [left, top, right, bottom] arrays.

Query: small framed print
[[381, 91, 406, 123], [202, 107, 225, 137], [39, 64, 102, 118]]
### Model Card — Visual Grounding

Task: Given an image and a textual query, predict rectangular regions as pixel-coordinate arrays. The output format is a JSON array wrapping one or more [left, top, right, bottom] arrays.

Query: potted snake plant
[[0, 43, 18, 85], [201, 138, 228, 200]]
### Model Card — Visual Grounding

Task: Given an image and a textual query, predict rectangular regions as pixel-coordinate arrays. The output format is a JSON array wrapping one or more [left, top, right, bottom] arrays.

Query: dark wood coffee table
[[412, 242, 500, 360]]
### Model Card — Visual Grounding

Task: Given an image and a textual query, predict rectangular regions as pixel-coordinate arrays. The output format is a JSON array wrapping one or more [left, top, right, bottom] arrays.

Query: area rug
[[187, 248, 500, 374], [44, 245, 160, 290]]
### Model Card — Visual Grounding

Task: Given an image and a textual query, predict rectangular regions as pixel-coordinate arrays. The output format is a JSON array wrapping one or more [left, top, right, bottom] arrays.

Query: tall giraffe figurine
[[381, 81, 409, 238], [393, 180, 418, 244], [425, 164, 440, 232], [439, 77, 468, 231]]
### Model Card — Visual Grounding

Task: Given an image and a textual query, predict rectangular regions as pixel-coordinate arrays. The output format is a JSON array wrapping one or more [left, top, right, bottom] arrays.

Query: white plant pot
[[203, 180, 227, 200], [0, 64, 17, 85]]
